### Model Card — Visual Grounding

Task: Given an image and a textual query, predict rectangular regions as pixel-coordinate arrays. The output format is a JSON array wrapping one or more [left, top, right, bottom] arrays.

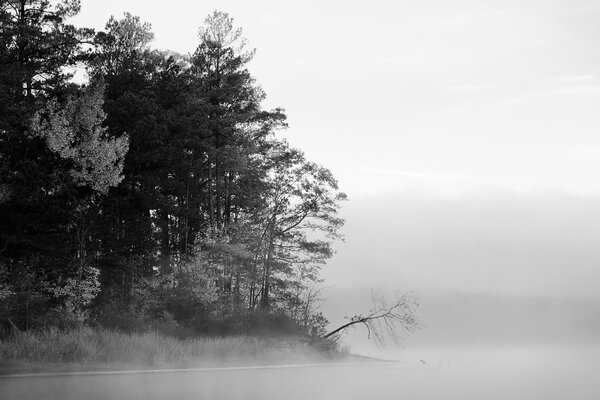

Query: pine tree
[[0, 1, 127, 329]]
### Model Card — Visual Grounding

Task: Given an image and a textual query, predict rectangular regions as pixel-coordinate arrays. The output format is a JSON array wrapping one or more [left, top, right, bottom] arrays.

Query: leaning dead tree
[[323, 292, 420, 345]]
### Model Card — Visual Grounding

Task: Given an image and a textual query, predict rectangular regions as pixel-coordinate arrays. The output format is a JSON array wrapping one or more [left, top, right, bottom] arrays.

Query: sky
[[72, 0, 600, 316]]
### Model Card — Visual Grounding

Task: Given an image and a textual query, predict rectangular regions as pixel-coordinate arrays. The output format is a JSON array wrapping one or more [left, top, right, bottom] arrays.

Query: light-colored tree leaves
[[30, 81, 129, 193]]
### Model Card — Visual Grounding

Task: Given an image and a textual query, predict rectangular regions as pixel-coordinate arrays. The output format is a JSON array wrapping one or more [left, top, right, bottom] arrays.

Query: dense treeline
[[0, 1, 345, 337]]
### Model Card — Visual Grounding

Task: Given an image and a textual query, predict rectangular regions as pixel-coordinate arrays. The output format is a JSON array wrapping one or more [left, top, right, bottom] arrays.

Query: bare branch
[[323, 291, 420, 346]]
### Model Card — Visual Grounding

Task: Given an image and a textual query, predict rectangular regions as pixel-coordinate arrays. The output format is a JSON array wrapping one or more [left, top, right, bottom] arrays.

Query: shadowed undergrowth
[[0, 327, 345, 374]]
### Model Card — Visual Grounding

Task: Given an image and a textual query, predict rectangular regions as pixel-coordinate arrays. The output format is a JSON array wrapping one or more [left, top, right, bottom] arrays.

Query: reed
[[0, 327, 339, 373]]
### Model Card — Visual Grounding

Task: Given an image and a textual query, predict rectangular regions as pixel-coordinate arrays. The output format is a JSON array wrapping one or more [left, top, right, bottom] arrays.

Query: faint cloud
[[416, 9, 508, 28], [559, 86, 600, 95], [501, 86, 600, 106], [360, 167, 473, 182], [358, 167, 533, 193], [566, 145, 600, 163], [445, 74, 600, 111], [445, 82, 504, 91], [500, 90, 553, 106], [355, 167, 583, 196], [550, 75, 599, 83]]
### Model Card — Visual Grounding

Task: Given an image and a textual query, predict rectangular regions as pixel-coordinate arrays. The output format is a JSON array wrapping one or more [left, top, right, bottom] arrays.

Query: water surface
[[1, 345, 598, 400]]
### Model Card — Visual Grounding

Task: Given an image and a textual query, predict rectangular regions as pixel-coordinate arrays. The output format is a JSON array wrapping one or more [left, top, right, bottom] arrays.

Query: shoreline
[[0, 327, 349, 376], [0, 356, 398, 379], [0, 353, 398, 378]]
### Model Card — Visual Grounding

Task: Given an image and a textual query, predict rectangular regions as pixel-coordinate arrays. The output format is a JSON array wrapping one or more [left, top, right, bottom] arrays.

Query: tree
[[191, 10, 265, 234], [255, 141, 346, 310], [0, 0, 91, 206], [323, 292, 420, 346], [91, 12, 154, 77], [0, 1, 127, 329], [284, 283, 329, 336], [0, 0, 89, 100]]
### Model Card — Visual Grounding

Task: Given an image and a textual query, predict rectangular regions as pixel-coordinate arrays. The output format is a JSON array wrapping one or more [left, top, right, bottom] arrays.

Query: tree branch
[[323, 292, 420, 345]]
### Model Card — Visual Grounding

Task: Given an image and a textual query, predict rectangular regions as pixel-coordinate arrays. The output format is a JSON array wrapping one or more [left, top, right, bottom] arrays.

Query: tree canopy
[[0, 3, 346, 337]]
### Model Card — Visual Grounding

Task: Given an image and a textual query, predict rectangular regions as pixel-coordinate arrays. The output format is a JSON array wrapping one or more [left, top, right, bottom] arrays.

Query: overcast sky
[[73, 0, 600, 302]]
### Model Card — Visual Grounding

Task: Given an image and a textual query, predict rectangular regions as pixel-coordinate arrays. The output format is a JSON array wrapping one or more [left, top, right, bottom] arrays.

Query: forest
[[0, 0, 347, 339]]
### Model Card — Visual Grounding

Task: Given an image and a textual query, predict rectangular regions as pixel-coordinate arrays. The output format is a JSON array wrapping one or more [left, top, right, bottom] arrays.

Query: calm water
[[2, 345, 599, 400]]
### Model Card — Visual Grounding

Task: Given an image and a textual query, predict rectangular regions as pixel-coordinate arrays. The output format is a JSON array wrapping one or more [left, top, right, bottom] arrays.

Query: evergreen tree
[[0, 0, 127, 329], [88, 13, 167, 306]]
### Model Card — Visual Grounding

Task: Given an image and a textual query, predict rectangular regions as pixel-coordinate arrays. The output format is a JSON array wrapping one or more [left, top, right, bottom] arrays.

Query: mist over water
[[2, 345, 599, 400]]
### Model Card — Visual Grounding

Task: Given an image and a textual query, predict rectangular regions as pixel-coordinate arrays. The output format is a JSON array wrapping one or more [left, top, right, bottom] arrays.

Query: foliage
[[30, 81, 129, 193], [0, 0, 126, 332], [0, 6, 347, 342], [0, 326, 340, 371]]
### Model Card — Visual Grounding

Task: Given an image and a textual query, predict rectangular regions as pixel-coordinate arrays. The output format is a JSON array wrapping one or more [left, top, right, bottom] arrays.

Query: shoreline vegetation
[[0, 327, 349, 375], [0, 3, 421, 375], [0, 1, 349, 372]]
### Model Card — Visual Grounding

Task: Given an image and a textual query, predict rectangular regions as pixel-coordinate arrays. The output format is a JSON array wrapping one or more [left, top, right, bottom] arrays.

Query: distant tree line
[[0, 1, 346, 337]]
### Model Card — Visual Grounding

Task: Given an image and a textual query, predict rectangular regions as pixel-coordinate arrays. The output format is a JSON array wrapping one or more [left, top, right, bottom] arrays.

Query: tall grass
[[0, 327, 341, 373]]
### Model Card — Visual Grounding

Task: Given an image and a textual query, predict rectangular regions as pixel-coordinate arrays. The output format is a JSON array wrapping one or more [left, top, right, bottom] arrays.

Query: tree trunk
[[225, 171, 233, 227], [259, 225, 276, 310], [215, 150, 222, 231], [159, 209, 171, 274], [323, 318, 370, 339], [208, 156, 215, 232]]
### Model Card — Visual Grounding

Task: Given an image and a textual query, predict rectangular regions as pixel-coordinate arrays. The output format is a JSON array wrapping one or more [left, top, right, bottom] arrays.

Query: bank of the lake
[[0, 327, 345, 375]]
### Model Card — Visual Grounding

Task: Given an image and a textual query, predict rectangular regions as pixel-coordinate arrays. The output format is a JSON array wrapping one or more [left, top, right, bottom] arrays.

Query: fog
[[3, 346, 600, 400], [323, 289, 600, 352], [323, 189, 600, 299], [320, 188, 600, 357]]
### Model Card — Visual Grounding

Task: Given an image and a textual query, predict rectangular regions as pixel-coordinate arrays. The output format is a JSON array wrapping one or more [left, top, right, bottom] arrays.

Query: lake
[[1, 345, 599, 400]]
